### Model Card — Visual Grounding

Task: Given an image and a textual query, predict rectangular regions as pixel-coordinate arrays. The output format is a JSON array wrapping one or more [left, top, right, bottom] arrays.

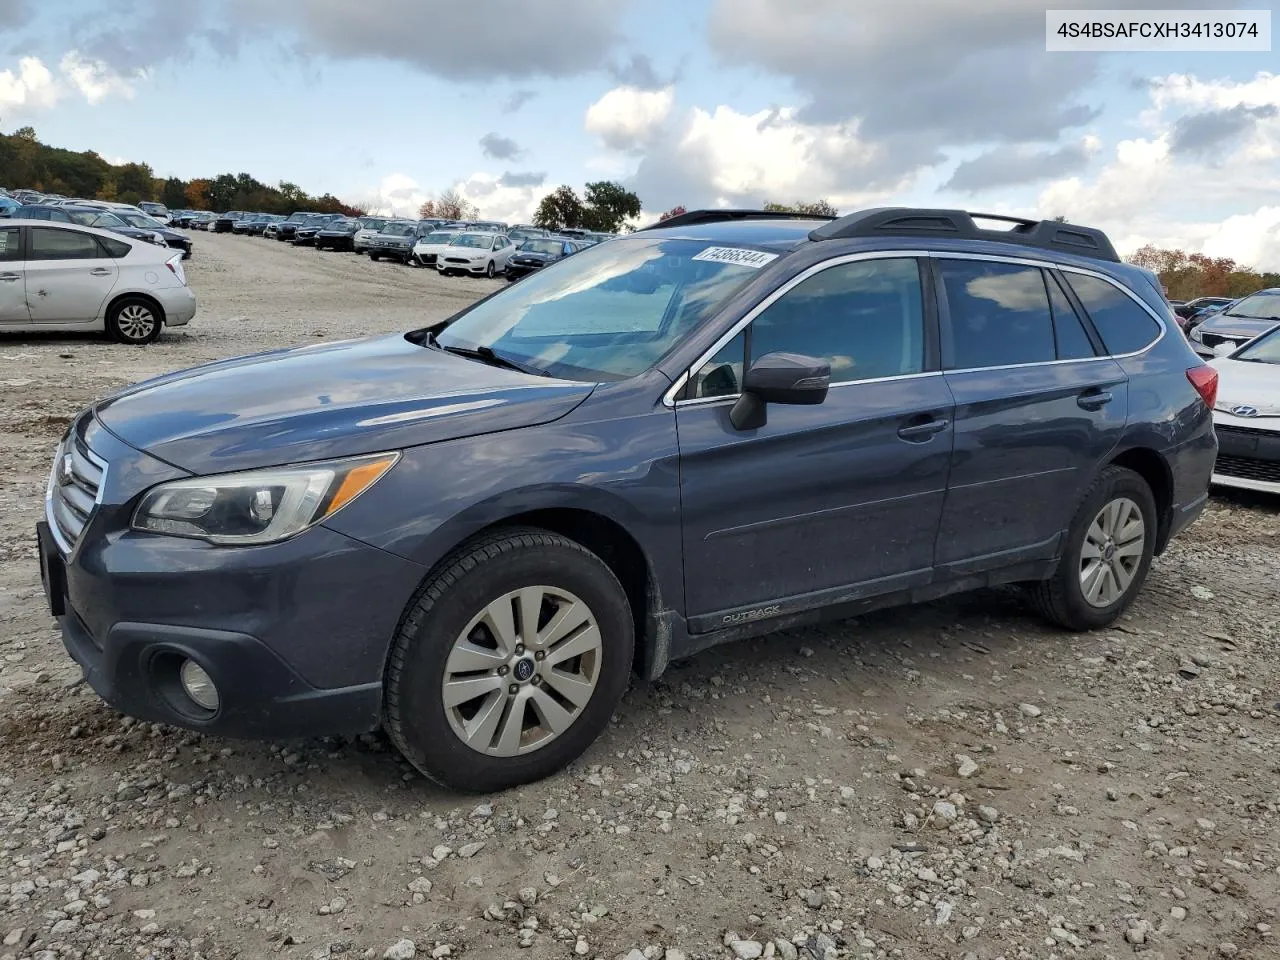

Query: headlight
[[151, 232, 167, 245], [132, 452, 398, 545], [1190, 326, 1204, 342]]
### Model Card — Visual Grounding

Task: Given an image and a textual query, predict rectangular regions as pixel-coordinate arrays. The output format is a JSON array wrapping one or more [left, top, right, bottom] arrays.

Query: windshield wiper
[[431, 339, 545, 376]]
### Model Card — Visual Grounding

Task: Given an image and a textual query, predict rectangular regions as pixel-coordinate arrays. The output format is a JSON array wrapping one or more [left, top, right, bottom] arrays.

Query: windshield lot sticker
[[692, 246, 779, 269]]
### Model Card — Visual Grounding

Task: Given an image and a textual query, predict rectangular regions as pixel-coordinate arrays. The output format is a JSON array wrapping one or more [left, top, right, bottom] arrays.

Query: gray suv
[[38, 207, 1219, 792]]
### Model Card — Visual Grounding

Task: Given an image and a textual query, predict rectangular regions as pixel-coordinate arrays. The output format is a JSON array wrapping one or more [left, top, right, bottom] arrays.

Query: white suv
[[0, 219, 196, 344]]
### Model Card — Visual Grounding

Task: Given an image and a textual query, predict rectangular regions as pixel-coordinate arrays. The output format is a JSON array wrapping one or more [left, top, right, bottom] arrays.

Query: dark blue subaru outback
[[38, 208, 1219, 792]]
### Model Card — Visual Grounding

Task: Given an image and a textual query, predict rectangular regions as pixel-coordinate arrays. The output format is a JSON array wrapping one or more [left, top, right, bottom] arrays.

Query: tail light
[[165, 253, 187, 286], [1186, 365, 1218, 410]]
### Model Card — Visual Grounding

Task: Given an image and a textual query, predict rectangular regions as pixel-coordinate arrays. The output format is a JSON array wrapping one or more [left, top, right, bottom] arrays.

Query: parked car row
[[209, 208, 609, 281], [1, 195, 192, 259]]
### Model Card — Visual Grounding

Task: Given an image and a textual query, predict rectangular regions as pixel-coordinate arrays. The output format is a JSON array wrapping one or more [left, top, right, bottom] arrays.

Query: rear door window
[[0, 227, 20, 262], [31, 227, 103, 260], [938, 259, 1056, 369], [1046, 272, 1097, 360], [1063, 272, 1163, 355]]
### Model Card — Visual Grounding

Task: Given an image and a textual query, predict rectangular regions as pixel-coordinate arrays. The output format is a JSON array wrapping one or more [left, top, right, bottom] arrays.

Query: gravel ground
[[1, 233, 1278, 960]]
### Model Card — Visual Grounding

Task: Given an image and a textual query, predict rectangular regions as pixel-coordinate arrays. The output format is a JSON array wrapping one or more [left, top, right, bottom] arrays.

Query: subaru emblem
[[58, 453, 74, 485], [1231, 405, 1259, 418]]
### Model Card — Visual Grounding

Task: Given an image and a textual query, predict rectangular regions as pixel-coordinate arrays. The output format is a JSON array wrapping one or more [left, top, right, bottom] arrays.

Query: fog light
[[179, 659, 219, 711]]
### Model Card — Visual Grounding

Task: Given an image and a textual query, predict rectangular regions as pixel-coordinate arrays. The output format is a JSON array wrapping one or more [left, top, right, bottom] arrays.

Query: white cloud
[[1201, 207, 1280, 269], [352, 171, 544, 224], [59, 52, 146, 104], [585, 85, 674, 151], [1150, 71, 1280, 113], [355, 172, 430, 217], [629, 103, 908, 214], [0, 51, 146, 118], [0, 57, 60, 113]]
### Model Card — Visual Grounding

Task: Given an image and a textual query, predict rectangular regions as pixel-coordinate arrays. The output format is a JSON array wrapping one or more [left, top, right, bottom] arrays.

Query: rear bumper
[[160, 287, 197, 327]]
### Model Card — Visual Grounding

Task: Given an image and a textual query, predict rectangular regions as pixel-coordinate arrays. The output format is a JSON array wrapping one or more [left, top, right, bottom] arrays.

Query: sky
[[1, 0, 1278, 268]]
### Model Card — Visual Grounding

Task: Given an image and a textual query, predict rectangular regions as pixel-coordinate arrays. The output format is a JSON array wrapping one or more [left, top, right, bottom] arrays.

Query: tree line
[[1126, 245, 1280, 301], [0, 126, 363, 216]]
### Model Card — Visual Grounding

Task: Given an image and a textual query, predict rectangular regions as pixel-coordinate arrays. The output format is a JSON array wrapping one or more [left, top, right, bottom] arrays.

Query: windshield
[[359, 218, 387, 230], [422, 232, 457, 244], [381, 223, 416, 236], [287, 213, 311, 222], [450, 234, 494, 249], [68, 210, 125, 227], [120, 213, 164, 229], [325, 219, 354, 230], [140, 203, 166, 213], [1235, 325, 1280, 363], [434, 237, 769, 381], [521, 239, 565, 255], [1224, 291, 1280, 321]]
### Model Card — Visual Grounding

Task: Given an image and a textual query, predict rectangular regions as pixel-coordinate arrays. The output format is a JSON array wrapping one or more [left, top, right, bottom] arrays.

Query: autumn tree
[[1126, 244, 1280, 300], [433, 189, 478, 221], [764, 199, 838, 217], [184, 179, 209, 209], [658, 205, 687, 221], [418, 199, 438, 218]]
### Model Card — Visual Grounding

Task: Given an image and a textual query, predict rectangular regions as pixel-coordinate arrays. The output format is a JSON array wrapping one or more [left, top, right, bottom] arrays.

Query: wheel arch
[[105, 289, 167, 326], [398, 491, 673, 682], [1107, 446, 1174, 553]]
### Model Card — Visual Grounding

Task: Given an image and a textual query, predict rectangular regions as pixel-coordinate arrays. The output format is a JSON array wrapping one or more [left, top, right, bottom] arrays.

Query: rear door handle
[[898, 418, 950, 441], [0, 273, 19, 282], [89, 268, 112, 276], [1077, 390, 1113, 411]]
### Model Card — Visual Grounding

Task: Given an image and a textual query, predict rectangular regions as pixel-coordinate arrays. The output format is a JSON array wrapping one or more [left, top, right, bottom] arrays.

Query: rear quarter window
[[98, 235, 132, 258], [1064, 272, 1162, 355]]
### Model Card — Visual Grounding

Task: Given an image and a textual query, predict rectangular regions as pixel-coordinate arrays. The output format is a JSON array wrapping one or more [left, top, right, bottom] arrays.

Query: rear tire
[[369, 252, 380, 262], [106, 297, 163, 345], [1030, 466, 1157, 631], [383, 527, 634, 792]]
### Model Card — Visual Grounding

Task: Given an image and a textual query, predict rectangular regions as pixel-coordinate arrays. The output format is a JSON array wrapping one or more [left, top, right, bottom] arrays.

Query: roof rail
[[641, 208, 838, 230], [808, 207, 1120, 263]]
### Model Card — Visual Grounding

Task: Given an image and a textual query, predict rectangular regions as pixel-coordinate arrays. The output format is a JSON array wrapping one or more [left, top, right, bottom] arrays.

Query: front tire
[[383, 528, 634, 793], [106, 297, 163, 345], [486, 260, 496, 279], [1030, 466, 1157, 631], [369, 252, 380, 262]]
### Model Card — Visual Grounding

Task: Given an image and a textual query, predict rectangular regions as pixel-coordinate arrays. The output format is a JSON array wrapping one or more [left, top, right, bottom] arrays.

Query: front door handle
[[1077, 389, 1114, 411], [898, 417, 950, 441], [89, 268, 112, 276], [0, 273, 19, 282]]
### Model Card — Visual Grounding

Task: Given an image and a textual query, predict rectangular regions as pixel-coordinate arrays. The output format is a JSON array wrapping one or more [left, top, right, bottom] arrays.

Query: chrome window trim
[[662, 249, 930, 407], [662, 249, 1168, 408], [44, 434, 108, 558]]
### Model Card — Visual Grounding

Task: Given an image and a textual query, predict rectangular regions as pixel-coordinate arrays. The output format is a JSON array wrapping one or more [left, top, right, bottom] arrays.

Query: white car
[[411, 229, 462, 268], [352, 217, 390, 254], [0, 218, 196, 344], [436, 232, 515, 278], [1208, 324, 1280, 494]]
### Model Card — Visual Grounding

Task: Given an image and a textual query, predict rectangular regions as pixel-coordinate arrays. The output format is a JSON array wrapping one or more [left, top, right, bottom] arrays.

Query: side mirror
[[729, 351, 831, 430], [1212, 341, 1236, 357]]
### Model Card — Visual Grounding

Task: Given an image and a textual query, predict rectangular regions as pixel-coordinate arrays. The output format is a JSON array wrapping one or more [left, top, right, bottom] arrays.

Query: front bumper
[[438, 258, 486, 273], [1212, 418, 1280, 494], [37, 419, 427, 740]]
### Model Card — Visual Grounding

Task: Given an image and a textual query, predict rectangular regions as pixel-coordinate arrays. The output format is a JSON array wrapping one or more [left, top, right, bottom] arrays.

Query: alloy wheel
[[441, 586, 602, 757], [1079, 497, 1145, 607], [117, 304, 157, 341]]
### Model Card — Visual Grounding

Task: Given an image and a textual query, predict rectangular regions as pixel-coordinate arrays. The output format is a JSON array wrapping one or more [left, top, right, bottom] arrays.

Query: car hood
[[94, 333, 596, 473], [1210, 357, 1280, 415], [1198, 315, 1278, 339], [512, 251, 555, 262]]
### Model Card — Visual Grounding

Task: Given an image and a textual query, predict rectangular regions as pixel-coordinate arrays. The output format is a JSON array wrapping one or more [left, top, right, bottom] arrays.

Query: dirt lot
[[1, 233, 1278, 960]]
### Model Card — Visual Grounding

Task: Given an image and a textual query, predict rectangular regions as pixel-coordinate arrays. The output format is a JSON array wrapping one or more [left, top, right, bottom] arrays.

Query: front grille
[[1215, 454, 1280, 484], [444, 257, 469, 264], [421, 254, 438, 264], [1200, 334, 1242, 350], [46, 433, 105, 553], [1217, 424, 1280, 442]]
